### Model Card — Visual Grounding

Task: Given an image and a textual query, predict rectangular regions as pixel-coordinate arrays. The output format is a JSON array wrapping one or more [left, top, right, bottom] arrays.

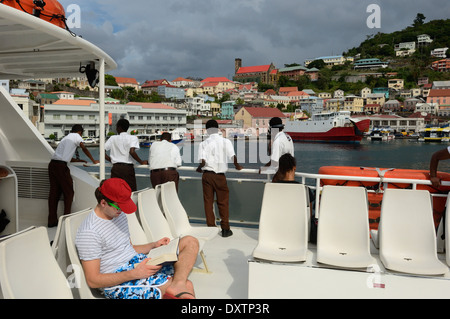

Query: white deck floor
[[188, 227, 259, 299]]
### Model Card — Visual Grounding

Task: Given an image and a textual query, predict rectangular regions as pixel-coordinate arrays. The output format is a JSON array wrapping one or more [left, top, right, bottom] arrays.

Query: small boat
[[137, 130, 184, 147], [284, 111, 370, 143], [418, 125, 450, 142], [367, 127, 395, 141]]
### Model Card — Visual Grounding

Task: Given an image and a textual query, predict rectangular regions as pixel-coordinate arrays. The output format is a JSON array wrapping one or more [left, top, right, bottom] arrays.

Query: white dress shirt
[[271, 131, 294, 163], [149, 140, 182, 170], [105, 132, 140, 164], [198, 133, 236, 173], [51, 133, 83, 163]]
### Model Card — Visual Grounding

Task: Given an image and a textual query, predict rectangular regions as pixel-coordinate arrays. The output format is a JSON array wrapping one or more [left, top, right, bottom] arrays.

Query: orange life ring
[[1, 0, 66, 29], [319, 166, 450, 229]]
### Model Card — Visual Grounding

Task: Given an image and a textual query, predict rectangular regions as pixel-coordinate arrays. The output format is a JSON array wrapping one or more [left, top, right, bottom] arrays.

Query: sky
[[58, 0, 450, 84]]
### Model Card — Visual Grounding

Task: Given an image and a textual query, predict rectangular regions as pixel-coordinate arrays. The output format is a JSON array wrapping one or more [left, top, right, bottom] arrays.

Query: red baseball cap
[[99, 178, 136, 214]]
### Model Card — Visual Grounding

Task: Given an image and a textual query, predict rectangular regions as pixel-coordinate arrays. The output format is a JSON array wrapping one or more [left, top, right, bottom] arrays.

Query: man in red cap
[[76, 178, 198, 299]]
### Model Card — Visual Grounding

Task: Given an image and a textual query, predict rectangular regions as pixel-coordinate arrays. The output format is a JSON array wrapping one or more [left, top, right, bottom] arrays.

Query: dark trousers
[[111, 163, 137, 192], [48, 160, 74, 225], [150, 169, 179, 191], [201, 171, 230, 230]]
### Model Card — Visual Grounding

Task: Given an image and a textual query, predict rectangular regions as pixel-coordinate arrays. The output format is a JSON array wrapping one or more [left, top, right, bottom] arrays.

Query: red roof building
[[233, 59, 276, 86], [234, 106, 287, 130]]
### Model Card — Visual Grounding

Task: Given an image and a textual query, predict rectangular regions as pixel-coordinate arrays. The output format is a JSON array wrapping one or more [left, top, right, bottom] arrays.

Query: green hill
[[345, 18, 450, 59]]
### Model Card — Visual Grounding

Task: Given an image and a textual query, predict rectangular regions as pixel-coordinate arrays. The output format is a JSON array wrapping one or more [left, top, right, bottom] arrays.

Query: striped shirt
[[76, 210, 137, 274]]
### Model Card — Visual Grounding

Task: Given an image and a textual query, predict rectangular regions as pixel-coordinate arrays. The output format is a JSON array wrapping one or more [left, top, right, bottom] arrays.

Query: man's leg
[[162, 236, 199, 298], [202, 173, 217, 227]]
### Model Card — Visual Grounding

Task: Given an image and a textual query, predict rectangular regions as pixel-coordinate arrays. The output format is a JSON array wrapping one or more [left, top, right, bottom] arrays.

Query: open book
[[145, 237, 180, 266]]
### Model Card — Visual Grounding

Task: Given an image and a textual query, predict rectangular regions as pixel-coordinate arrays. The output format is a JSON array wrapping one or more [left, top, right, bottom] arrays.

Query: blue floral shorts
[[103, 254, 174, 299]]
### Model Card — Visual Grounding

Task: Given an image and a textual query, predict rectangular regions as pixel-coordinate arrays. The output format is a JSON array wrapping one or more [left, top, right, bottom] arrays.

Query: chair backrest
[[0, 227, 73, 299], [317, 186, 374, 268], [64, 210, 104, 299], [255, 183, 309, 260], [52, 208, 92, 271], [380, 189, 436, 255], [379, 188, 447, 274], [138, 188, 174, 242], [126, 213, 149, 245], [159, 181, 192, 236]]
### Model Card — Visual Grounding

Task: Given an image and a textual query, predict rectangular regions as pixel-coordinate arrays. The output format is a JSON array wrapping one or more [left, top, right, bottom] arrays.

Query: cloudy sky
[[58, 0, 450, 84]]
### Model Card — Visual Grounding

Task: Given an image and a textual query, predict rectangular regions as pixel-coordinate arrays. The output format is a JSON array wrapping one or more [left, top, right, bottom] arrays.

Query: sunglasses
[[107, 202, 121, 211]]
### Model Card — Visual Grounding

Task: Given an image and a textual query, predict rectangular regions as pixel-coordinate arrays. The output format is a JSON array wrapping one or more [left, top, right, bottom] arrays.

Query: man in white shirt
[[263, 117, 294, 182], [105, 119, 148, 192], [48, 124, 99, 227], [149, 132, 182, 191], [196, 120, 243, 237]]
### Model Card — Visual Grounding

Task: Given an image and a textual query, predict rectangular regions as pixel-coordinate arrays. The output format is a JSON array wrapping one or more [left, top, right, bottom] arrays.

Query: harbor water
[[77, 138, 450, 225]]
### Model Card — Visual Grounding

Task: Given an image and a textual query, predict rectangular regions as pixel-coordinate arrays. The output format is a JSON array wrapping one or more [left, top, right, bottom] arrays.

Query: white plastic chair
[[379, 188, 448, 275], [159, 181, 218, 241], [317, 186, 376, 268], [138, 188, 210, 273], [65, 210, 105, 299], [0, 227, 73, 299], [445, 195, 450, 266], [253, 183, 309, 262], [52, 208, 92, 271]]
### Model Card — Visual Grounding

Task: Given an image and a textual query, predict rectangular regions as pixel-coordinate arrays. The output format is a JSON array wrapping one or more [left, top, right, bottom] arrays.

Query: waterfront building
[[185, 96, 210, 116], [359, 114, 425, 133], [43, 99, 186, 139], [299, 96, 324, 115], [234, 106, 287, 131]]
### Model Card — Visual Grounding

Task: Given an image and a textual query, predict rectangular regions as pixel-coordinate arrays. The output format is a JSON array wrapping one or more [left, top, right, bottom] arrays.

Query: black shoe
[[221, 229, 233, 237]]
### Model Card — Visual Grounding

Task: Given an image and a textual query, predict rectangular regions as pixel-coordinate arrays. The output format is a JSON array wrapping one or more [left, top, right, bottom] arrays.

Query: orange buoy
[[1, 0, 67, 29], [319, 166, 450, 229]]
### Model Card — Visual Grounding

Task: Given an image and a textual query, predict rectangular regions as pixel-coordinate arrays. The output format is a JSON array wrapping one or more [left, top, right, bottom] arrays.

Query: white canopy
[[0, 4, 116, 79]]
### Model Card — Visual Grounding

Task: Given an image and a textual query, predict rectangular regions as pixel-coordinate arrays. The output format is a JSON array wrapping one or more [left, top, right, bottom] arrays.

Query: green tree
[[413, 13, 426, 27]]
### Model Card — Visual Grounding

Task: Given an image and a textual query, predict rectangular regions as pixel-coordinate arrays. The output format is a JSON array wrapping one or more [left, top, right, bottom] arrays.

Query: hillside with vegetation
[[269, 15, 450, 96]]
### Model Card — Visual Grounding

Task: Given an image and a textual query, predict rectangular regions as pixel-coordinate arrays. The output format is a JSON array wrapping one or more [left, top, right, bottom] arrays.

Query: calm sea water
[[79, 138, 450, 189]]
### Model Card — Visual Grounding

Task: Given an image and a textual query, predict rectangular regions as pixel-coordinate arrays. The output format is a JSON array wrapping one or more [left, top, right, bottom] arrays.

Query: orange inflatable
[[319, 166, 450, 230], [1, 0, 67, 29]]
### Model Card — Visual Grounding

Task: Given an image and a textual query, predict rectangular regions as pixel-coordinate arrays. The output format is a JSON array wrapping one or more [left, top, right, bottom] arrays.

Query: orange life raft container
[[1, 0, 67, 29], [319, 166, 450, 230]]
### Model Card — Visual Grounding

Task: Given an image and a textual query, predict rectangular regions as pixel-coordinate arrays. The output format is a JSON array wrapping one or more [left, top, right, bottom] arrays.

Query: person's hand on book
[[155, 237, 171, 248], [133, 258, 162, 279]]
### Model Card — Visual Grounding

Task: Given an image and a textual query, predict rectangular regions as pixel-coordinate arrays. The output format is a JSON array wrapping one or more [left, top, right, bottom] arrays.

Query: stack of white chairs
[[0, 227, 73, 299], [158, 181, 218, 241], [316, 185, 375, 268], [138, 188, 210, 273], [379, 188, 448, 275], [252, 183, 309, 262]]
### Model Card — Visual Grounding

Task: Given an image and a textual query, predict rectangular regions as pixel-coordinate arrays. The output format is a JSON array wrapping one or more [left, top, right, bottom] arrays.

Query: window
[[53, 114, 60, 120]]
